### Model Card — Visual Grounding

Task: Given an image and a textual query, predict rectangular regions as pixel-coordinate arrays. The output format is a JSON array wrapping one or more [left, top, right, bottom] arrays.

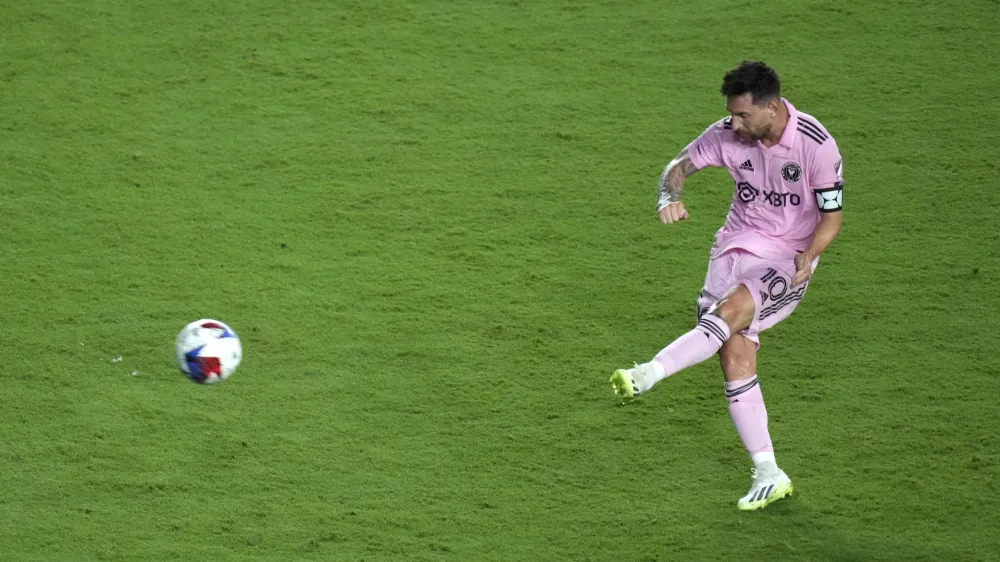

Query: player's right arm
[[657, 119, 727, 224], [656, 149, 698, 223]]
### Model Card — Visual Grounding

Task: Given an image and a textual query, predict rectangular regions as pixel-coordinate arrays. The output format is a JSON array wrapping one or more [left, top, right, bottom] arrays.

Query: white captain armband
[[814, 182, 843, 212]]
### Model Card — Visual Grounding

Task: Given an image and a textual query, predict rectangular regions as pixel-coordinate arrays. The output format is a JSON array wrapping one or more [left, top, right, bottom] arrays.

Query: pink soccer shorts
[[696, 249, 819, 347]]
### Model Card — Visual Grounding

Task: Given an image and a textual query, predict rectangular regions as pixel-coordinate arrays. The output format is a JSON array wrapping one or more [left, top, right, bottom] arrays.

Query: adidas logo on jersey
[[739, 160, 754, 172]]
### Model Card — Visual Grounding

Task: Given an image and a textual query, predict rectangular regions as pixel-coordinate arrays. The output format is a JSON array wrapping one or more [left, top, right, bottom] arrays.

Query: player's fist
[[657, 202, 690, 224], [792, 252, 815, 286]]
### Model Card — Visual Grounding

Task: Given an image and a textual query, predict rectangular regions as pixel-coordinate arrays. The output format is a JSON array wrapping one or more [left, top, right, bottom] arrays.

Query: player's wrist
[[657, 198, 676, 212]]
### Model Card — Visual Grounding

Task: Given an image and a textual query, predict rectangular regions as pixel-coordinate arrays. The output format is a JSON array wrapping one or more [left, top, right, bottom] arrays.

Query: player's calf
[[610, 313, 732, 397]]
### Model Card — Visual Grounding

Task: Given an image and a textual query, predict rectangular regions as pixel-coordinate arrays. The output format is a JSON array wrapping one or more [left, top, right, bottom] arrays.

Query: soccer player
[[610, 61, 844, 511]]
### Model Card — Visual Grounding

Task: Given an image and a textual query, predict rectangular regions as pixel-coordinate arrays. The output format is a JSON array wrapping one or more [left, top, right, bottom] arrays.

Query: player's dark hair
[[720, 61, 781, 105]]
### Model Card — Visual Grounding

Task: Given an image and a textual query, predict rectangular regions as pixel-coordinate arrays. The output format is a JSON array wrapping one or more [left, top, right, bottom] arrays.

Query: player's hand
[[657, 202, 689, 224], [792, 252, 815, 286]]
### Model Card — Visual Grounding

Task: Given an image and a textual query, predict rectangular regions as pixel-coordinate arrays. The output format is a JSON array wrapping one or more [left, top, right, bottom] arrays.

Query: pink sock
[[649, 315, 731, 385], [725, 375, 773, 455]]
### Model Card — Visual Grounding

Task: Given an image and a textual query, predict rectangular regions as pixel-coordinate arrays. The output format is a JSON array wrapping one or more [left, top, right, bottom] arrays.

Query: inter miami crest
[[781, 161, 802, 182]]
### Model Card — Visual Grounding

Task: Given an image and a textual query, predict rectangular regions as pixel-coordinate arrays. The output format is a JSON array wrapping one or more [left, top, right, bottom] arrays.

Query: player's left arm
[[792, 139, 845, 286], [792, 211, 842, 286]]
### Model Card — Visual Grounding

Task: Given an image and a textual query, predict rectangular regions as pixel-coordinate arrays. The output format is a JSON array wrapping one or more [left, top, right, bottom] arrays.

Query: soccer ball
[[175, 319, 242, 384]]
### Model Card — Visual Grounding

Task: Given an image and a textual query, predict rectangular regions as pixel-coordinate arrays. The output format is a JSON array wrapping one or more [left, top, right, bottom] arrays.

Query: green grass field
[[2, 0, 999, 560]]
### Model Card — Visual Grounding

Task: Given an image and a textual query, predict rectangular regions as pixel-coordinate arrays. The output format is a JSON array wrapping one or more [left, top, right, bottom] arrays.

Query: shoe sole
[[737, 481, 793, 511], [609, 369, 634, 398]]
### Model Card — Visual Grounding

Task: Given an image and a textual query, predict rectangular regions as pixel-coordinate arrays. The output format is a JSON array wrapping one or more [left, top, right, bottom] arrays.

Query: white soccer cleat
[[737, 468, 793, 511], [609, 363, 655, 398]]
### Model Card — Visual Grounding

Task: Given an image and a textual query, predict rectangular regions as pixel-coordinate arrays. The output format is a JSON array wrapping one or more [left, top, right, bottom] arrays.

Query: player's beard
[[738, 122, 771, 143]]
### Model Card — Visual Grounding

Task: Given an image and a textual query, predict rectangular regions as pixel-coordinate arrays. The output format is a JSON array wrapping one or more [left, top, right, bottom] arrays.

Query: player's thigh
[[719, 332, 757, 382]]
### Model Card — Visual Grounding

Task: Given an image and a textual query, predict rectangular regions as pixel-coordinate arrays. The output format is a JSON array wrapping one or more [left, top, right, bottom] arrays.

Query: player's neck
[[760, 103, 790, 148]]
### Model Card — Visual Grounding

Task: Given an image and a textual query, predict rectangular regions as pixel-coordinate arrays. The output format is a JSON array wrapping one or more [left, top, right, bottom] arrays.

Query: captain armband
[[813, 182, 843, 212]]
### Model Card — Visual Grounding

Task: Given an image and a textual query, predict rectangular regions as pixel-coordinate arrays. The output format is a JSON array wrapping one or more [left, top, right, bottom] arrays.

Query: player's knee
[[705, 301, 744, 331], [706, 286, 754, 331], [705, 302, 728, 324]]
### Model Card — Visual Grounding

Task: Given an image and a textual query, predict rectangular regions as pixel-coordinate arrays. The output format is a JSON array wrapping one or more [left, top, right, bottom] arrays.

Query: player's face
[[726, 94, 778, 143]]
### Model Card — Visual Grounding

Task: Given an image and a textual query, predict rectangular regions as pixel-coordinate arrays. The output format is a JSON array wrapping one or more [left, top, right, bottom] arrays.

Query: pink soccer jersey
[[686, 98, 843, 260]]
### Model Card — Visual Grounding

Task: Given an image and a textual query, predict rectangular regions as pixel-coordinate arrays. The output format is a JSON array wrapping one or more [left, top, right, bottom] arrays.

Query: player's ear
[[767, 97, 781, 115]]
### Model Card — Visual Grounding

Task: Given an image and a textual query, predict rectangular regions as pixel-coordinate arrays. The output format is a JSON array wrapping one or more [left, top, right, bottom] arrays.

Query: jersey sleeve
[[810, 138, 844, 212], [685, 119, 728, 170], [809, 138, 843, 188]]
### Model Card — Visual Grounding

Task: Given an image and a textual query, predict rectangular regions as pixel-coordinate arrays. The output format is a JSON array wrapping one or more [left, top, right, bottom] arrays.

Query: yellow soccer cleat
[[610, 362, 658, 398], [609, 368, 637, 398]]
